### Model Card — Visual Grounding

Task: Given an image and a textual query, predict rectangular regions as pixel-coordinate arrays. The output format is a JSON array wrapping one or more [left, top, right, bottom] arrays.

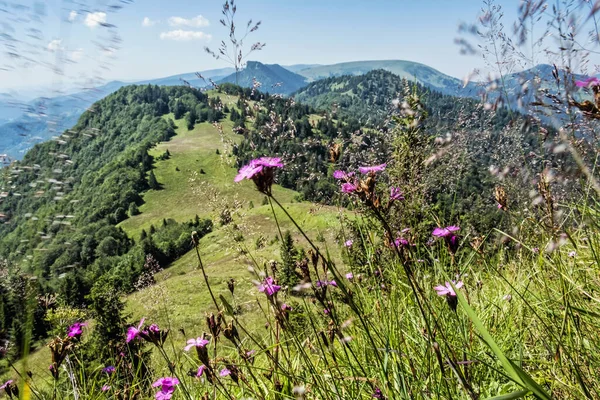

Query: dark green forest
[[0, 85, 215, 360]]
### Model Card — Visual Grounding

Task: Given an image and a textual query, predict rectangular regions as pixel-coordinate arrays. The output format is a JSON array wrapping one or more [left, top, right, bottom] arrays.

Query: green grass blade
[[220, 294, 235, 316], [454, 285, 551, 400], [487, 389, 531, 400]]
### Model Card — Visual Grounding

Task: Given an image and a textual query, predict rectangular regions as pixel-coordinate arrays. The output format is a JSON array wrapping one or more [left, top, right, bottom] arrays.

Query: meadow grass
[[118, 114, 297, 239]]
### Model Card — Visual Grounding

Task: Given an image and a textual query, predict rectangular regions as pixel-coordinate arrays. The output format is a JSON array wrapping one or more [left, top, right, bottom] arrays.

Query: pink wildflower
[[258, 276, 281, 296], [0, 380, 13, 390], [433, 281, 464, 297], [234, 157, 284, 194], [432, 226, 460, 253], [575, 77, 600, 88], [389, 187, 404, 201], [196, 365, 207, 377], [220, 368, 231, 377], [432, 226, 460, 237], [101, 385, 111, 392], [333, 170, 355, 180], [152, 377, 179, 400], [234, 161, 263, 182], [359, 163, 386, 174], [102, 366, 115, 374], [345, 239, 353, 247], [67, 322, 87, 338], [256, 157, 284, 168], [126, 318, 145, 343], [333, 170, 346, 179], [184, 337, 210, 351], [341, 182, 358, 193], [394, 237, 409, 248], [234, 157, 284, 182]]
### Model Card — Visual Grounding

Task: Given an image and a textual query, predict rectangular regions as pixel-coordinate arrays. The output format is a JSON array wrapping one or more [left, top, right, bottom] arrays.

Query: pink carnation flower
[[258, 276, 281, 296], [126, 318, 145, 343], [341, 182, 358, 193], [184, 337, 210, 351], [234, 161, 263, 182], [358, 163, 386, 174], [256, 157, 284, 168], [152, 377, 179, 400], [434, 281, 464, 297], [432, 226, 460, 237], [67, 322, 87, 338], [575, 76, 600, 88], [234, 157, 284, 182], [0, 380, 13, 390], [333, 170, 347, 179], [390, 187, 404, 201]]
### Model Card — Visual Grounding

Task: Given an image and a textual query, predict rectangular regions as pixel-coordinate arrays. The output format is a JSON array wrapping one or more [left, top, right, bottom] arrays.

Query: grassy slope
[[120, 95, 345, 356]]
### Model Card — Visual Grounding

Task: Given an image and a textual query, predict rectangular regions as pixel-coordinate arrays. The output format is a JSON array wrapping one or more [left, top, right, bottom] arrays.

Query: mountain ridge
[[1, 60, 591, 160], [217, 61, 308, 94]]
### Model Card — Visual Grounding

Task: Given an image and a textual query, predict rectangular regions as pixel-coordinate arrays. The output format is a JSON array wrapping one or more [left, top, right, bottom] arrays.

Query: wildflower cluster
[[152, 377, 179, 400]]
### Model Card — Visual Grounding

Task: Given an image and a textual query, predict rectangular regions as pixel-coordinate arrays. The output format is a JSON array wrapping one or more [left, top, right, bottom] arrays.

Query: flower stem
[[194, 243, 220, 311]]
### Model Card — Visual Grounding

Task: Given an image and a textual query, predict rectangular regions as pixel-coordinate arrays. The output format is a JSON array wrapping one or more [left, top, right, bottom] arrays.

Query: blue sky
[[0, 0, 597, 94]]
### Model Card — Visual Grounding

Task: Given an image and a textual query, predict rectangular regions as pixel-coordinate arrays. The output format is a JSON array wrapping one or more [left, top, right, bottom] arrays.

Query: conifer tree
[[148, 170, 159, 189], [279, 231, 299, 287]]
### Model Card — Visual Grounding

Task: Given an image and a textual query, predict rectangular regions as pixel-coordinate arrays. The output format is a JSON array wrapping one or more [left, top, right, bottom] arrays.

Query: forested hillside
[[294, 59, 481, 97], [0, 85, 218, 355], [293, 69, 514, 128], [234, 70, 546, 233]]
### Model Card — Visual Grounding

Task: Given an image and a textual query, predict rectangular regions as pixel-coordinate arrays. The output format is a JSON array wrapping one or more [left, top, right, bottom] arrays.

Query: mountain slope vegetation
[[0, 85, 224, 354], [295, 59, 481, 97], [293, 69, 513, 128]]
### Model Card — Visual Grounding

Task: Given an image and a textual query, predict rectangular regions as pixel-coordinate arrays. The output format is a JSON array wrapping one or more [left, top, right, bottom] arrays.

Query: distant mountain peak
[[216, 61, 307, 95]]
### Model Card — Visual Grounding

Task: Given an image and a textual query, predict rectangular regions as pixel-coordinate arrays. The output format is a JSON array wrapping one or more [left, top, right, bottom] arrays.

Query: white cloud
[[142, 17, 156, 27], [168, 15, 209, 27], [160, 30, 212, 41], [47, 39, 63, 52], [68, 10, 77, 22], [84, 12, 107, 29]]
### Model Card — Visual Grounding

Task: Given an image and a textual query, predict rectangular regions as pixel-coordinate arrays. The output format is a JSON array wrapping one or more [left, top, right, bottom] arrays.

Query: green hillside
[[296, 59, 481, 97], [293, 69, 509, 128]]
